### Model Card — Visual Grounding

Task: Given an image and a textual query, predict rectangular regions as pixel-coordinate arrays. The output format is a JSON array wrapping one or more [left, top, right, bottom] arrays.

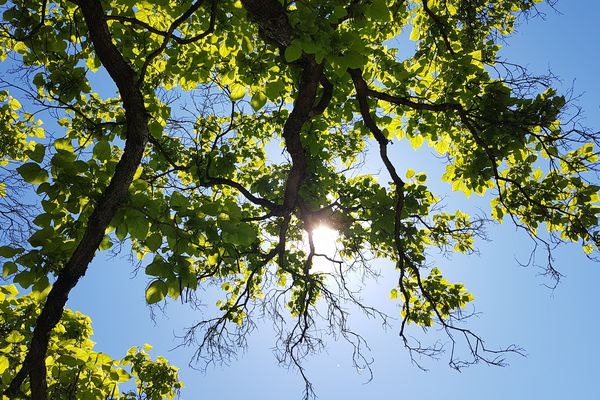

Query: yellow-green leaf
[[229, 84, 246, 101], [145, 280, 168, 304], [0, 355, 9, 374], [250, 92, 267, 111]]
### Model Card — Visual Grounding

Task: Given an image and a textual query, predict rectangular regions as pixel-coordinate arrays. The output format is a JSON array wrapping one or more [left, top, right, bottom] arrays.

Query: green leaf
[[242, 36, 254, 53], [32, 72, 45, 87], [250, 92, 267, 111], [409, 135, 424, 149], [344, 51, 367, 69], [146, 233, 163, 252], [284, 41, 302, 63], [2, 261, 18, 277], [145, 280, 168, 304], [166, 276, 182, 300], [170, 191, 189, 209], [85, 56, 101, 72], [148, 121, 163, 138], [265, 80, 285, 100], [17, 163, 48, 184], [8, 98, 21, 110], [221, 221, 256, 246], [201, 202, 221, 216], [409, 26, 420, 41], [331, 5, 347, 20], [127, 214, 149, 241], [13, 42, 28, 54], [31, 275, 50, 297], [28, 143, 46, 163], [116, 221, 128, 241], [56, 354, 78, 368], [93, 140, 111, 161], [0, 246, 23, 258], [5, 330, 25, 344], [54, 138, 74, 153], [13, 270, 36, 289], [218, 42, 230, 58], [229, 84, 246, 101], [365, 0, 390, 21], [28, 228, 54, 247], [0, 356, 9, 374], [146, 257, 172, 278], [69, 346, 90, 362], [99, 235, 113, 251], [115, 368, 132, 383]]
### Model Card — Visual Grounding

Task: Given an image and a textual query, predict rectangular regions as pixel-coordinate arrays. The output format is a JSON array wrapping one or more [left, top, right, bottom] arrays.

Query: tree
[[0, 0, 598, 399], [0, 285, 183, 399]]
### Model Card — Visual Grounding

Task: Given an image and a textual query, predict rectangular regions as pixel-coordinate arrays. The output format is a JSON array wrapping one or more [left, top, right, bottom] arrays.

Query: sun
[[303, 224, 340, 274]]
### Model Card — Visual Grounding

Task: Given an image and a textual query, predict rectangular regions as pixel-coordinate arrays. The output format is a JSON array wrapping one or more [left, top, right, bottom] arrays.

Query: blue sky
[[67, 2, 600, 399]]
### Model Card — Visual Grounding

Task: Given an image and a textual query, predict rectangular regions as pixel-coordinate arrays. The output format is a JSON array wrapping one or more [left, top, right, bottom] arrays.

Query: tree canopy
[[0, 0, 598, 399]]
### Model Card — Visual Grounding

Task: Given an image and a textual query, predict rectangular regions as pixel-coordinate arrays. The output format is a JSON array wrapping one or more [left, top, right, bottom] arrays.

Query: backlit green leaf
[[229, 84, 246, 101], [5, 330, 25, 343], [145, 280, 168, 304], [0, 356, 9, 374], [250, 92, 267, 111]]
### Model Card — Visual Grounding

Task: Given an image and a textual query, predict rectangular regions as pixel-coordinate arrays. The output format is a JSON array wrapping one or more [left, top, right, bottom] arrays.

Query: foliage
[[0, 0, 598, 398], [0, 285, 183, 399]]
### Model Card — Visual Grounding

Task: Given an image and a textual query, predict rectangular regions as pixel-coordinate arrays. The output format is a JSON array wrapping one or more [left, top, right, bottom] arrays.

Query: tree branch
[[139, 0, 214, 81], [422, 0, 456, 55], [280, 60, 324, 212], [5, 0, 150, 398], [106, 0, 217, 46], [146, 134, 282, 212], [308, 75, 334, 118], [366, 86, 459, 112], [241, 0, 294, 47], [349, 68, 404, 187]]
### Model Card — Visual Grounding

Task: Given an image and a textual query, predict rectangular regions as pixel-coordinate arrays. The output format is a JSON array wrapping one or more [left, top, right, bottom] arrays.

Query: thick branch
[[308, 75, 334, 118], [281, 60, 324, 212], [5, 1, 149, 398], [241, 0, 294, 47], [241, 0, 324, 214]]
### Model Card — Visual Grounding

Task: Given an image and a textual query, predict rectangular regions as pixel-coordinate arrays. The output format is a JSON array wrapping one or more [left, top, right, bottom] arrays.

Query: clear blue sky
[[68, 2, 600, 399]]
